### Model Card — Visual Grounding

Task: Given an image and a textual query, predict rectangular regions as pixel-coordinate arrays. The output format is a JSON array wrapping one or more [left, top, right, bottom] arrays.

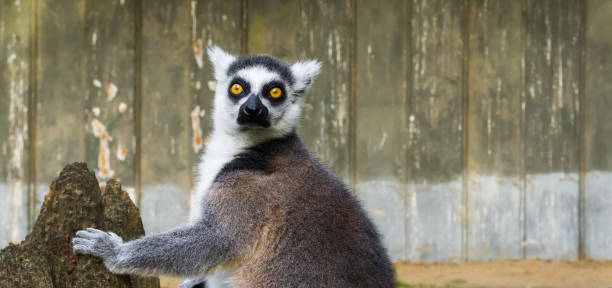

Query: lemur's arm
[[73, 222, 228, 276], [73, 174, 269, 277]]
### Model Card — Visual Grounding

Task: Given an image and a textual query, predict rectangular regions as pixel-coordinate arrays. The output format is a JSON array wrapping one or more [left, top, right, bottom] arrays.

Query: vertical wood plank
[[35, 0, 86, 204], [0, 0, 30, 247], [524, 0, 581, 260], [83, 0, 135, 196], [140, 0, 191, 233], [466, 0, 522, 261], [355, 0, 408, 261], [247, 0, 352, 181], [189, 0, 242, 213], [406, 0, 465, 262], [585, 0, 612, 259]]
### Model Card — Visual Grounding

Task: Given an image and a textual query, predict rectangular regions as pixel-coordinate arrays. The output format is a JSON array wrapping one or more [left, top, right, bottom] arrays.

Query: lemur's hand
[[72, 228, 123, 264]]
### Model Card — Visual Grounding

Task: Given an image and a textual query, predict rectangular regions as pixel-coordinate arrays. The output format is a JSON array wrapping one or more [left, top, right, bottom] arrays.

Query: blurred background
[[1, 0, 611, 266]]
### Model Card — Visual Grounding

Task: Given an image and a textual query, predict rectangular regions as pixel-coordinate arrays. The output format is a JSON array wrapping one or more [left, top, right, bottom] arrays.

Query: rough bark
[[0, 162, 160, 288]]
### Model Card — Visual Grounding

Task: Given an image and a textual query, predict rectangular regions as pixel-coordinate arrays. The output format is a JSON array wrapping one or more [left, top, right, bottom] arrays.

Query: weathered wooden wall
[[1, 0, 611, 262]]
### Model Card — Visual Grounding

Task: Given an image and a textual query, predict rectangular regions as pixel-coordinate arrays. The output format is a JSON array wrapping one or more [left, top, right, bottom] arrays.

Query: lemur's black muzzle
[[237, 95, 270, 127]]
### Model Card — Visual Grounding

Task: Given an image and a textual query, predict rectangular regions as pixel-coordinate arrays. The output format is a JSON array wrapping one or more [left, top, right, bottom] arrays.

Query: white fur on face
[[211, 65, 307, 142], [235, 66, 300, 135], [236, 66, 280, 93], [206, 45, 321, 139]]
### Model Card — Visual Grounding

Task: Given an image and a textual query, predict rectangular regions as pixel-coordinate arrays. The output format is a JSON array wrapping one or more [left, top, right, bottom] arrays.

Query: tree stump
[[0, 162, 160, 288]]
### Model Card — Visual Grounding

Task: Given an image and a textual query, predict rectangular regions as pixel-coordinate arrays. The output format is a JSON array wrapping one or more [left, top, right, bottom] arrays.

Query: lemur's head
[[207, 45, 321, 138]]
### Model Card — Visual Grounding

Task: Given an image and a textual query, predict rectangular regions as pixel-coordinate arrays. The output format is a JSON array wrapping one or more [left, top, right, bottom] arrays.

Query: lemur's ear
[[207, 45, 236, 81], [291, 60, 321, 94]]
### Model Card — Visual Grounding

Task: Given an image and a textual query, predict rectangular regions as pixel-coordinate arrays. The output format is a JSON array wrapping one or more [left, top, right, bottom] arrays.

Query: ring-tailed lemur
[[73, 46, 394, 288]]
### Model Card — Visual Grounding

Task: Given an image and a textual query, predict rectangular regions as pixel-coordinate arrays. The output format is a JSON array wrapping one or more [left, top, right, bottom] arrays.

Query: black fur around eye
[[262, 81, 286, 104], [227, 77, 250, 102]]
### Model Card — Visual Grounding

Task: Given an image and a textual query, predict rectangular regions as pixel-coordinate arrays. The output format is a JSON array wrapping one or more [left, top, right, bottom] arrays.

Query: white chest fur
[[190, 131, 244, 221]]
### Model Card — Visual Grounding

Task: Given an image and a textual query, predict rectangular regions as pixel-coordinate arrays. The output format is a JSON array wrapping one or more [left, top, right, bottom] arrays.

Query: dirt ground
[[159, 260, 612, 287], [394, 260, 612, 287]]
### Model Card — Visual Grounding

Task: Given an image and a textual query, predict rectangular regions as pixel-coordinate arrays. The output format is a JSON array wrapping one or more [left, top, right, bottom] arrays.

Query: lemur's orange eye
[[230, 84, 243, 95], [269, 87, 282, 99]]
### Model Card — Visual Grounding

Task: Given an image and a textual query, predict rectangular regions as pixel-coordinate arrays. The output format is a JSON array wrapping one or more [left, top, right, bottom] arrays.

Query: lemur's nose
[[242, 95, 266, 117], [243, 101, 257, 115]]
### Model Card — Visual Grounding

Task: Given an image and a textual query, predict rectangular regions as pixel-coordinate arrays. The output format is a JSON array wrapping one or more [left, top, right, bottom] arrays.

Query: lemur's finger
[[86, 227, 105, 234], [72, 237, 93, 246], [75, 230, 95, 239], [73, 244, 93, 255]]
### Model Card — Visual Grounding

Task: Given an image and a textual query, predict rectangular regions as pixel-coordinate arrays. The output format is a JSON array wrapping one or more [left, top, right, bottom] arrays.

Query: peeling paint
[[91, 119, 115, 179], [191, 0, 197, 41], [191, 105, 204, 153], [106, 83, 118, 101], [91, 118, 105, 137], [7, 53, 16, 63], [93, 79, 102, 88], [118, 102, 128, 113], [193, 38, 204, 68], [116, 142, 127, 161], [92, 107, 100, 116], [207, 80, 216, 91]]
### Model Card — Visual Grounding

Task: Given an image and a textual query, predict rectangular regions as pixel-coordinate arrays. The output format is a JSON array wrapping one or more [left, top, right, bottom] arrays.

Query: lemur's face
[[207, 46, 320, 136]]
